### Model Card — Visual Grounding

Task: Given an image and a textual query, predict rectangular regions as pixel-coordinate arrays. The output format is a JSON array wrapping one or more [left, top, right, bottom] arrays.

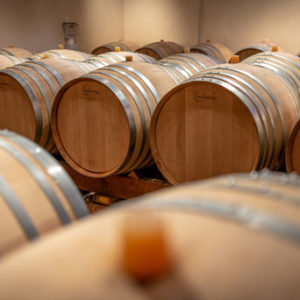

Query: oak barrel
[[0, 130, 88, 256], [92, 40, 139, 55], [0, 54, 26, 70], [243, 51, 300, 94], [28, 49, 93, 61], [136, 41, 184, 60], [190, 42, 232, 63], [0, 58, 98, 152], [235, 41, 283, 61], [0, 47, 33, 58], [150, 64, 300, 184], [286, 115, 300, 173], [51, 61, 183, 178], [0, 170, 299, 299], [86, 51, 157, 68], [157, 53, 220, 79]]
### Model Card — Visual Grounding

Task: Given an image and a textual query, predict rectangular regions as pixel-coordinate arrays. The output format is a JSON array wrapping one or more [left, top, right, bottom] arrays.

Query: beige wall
[[201, 0, 300, 55], [1, 0, 300, 55], [0, 0, 123, 53], [123, 0, 201, 48]]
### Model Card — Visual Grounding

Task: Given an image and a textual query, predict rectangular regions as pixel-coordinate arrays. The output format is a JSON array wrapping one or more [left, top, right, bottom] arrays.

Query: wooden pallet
[[63, 164, 170, 212]]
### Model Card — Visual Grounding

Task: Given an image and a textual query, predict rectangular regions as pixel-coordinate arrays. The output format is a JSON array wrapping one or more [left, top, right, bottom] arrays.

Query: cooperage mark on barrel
[[193, 91, 216, 109], [0, 82, 10, 88], [82, 85, 100, 97]]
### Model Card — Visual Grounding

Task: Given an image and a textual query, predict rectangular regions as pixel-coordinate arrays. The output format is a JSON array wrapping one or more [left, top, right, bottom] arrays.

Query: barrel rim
[[51, 76, 132, 178], [150, 79, 261, 184], [286, 115, 300, 173]]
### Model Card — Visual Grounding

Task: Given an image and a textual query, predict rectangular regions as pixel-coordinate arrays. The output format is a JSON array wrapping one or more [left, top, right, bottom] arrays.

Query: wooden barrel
[[157, 53, 220, 79], [190, 42, 232, 63], [0, 170, 300, 299], [86, 51, 157, 68], [0, 54, 26, 70], [136, 41, 184, 60], [242, 51, 300, 94], [28, 49, 93, 61], [92, 40, 139, 55], [0, 47, 33, 58], [0, 58, 98, 152], [235, 41, 283, 61], [286, 115, 300, 173], [150, 64, 300, 184], [0, 130, 88, 256], [51, 62, 182, 178]]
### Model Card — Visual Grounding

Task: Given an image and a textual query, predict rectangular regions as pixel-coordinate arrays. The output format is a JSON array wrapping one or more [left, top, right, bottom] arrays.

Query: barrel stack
[[51, 53, 220, 178]]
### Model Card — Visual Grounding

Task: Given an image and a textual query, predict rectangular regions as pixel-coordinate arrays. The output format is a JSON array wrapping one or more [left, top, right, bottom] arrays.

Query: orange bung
[[122, 213, 171, 281], [230, 55, 240, 63]]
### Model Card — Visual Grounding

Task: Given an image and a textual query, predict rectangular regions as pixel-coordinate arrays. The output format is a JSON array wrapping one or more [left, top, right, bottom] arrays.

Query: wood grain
[[0, 58, 98, 151], [150, 64, 299, 184], [0, 172, 300, 299], [0, 133, 88, 256], [52, 61, 180, 178]]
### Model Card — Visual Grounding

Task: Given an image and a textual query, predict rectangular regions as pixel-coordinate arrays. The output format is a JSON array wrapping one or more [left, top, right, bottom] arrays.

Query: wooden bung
[[0, 171, 300, 299], [230, 55, 240, 64], [0, 130, 88, 257], [122, 213, 171, 281], [150, 63, 299, 184]]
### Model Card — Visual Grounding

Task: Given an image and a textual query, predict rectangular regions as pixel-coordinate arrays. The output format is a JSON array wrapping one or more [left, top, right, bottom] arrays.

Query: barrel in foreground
[[0, 170, 299, 299], [0, 130, 88, 257]]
